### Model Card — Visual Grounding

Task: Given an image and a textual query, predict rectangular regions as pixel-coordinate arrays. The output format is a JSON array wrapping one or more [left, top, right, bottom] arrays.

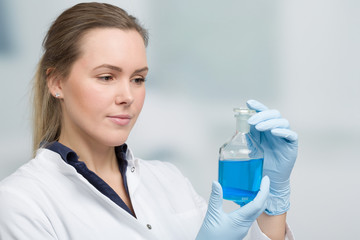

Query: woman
[[0, 3, 297, 240]]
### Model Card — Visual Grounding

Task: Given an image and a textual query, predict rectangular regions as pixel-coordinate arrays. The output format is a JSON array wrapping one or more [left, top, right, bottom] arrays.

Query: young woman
[[0, 3, 297, 240]]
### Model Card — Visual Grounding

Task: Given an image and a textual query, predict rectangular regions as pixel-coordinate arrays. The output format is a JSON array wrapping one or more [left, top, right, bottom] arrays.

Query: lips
[[107, 115, 132, 126]]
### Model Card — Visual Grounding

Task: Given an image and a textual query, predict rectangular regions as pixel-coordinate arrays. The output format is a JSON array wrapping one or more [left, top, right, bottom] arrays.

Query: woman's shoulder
[[0, 148, 69, 199], [0, 149, 60, 238], [1, 158, 41, 190], [0, 156, 43, 217]]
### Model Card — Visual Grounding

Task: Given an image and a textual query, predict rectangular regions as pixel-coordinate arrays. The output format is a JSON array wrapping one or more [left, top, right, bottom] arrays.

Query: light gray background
[[1, 0, 359, 239]]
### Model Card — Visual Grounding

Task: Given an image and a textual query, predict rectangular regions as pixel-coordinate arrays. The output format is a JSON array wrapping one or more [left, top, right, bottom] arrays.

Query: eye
[[97, 75, 114, 81], [131, 77, 146, 85]]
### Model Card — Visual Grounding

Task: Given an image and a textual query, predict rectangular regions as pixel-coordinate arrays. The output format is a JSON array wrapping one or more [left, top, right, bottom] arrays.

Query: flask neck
[[236, 116, 250, 133], [233, 108, 255, 134]]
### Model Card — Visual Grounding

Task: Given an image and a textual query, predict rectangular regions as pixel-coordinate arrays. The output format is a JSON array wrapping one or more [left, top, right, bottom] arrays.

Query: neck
[[58, 128, 119, 176]]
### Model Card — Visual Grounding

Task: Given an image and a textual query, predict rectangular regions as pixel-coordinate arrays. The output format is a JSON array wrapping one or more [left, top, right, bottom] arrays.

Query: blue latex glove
[[246, 99, 298, 215], [196, 176, 270, 240]]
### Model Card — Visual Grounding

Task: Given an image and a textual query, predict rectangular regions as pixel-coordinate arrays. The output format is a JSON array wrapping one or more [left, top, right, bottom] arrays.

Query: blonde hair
[[32, 2, 148, 156]]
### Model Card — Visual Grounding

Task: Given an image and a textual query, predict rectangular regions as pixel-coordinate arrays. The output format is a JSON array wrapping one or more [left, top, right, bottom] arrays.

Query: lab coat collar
[[124, 146, 141, 196], [125, 146, 138, 168]]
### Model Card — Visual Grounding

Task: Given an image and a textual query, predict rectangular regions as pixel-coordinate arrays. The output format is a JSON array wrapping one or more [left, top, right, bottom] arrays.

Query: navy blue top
[[46, 141, 135, 217]]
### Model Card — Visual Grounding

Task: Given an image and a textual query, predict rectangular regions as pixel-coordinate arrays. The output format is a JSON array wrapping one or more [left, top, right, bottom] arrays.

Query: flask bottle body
[[218, 108, 264, 206]]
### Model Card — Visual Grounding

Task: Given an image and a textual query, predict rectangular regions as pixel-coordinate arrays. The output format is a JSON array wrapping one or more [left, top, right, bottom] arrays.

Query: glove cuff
[[265, 179, 290, 215]]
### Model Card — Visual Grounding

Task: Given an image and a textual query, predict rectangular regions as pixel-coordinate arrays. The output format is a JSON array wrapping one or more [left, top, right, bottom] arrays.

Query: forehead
[[76, 28, 147, 69]]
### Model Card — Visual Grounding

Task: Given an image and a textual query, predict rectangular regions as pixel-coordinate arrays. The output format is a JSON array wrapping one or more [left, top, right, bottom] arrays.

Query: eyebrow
[[93, 64, 148, 74], [133, 66, 149, 74], [94, 64, 122, 72]]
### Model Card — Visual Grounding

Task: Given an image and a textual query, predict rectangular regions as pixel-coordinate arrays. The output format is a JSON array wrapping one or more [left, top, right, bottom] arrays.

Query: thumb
[[207, 181, 223, 213], [231, 176, 270, 224], [196, 182, 224, 240]]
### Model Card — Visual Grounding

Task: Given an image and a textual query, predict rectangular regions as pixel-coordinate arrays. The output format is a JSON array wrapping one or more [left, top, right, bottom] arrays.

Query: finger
[[207, 181, 223, 212], [249, 125, 260, 138], [271, 128, 298, 142], [232, 176, 270, 223], [246, 99, 269, 112], [248, 109, 281, 125], [255, 119, 290, 132], [247, 175, 270, 213]]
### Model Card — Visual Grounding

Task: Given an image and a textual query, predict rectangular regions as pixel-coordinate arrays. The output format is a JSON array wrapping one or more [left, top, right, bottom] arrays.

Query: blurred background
[[1, 0, 359, 238]]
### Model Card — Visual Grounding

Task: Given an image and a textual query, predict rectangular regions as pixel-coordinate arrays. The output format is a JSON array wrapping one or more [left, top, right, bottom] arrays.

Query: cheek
[[135, 88, 146, 111], [66, 81, 111, 118]]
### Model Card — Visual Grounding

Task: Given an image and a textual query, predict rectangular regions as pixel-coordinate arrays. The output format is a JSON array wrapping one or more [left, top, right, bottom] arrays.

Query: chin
[[96, 127, 132, 147], [101, 135, 129, 147]]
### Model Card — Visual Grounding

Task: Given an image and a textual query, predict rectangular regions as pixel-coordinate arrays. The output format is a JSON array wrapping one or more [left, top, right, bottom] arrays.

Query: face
[[53, 28, 147, 147]]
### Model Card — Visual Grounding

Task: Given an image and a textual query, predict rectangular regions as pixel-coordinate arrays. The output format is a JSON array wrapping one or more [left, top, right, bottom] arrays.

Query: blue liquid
[[219, 158, 263, 206]]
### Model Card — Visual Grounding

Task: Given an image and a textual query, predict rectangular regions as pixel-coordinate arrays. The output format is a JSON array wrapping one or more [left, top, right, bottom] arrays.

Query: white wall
[[1, 0, 359, 238], [278, 1, 360, 238]]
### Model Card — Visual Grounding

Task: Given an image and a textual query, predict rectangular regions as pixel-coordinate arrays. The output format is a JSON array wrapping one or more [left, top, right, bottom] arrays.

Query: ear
[[46, 68, 63, 99]]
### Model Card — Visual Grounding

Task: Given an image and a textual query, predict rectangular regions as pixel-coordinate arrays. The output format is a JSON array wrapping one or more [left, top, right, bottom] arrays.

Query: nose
[[115, 81, 134, 106]]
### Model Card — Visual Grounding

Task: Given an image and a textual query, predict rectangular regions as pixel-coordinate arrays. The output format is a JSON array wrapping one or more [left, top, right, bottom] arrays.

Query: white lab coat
[[0, 148, 294, 239]]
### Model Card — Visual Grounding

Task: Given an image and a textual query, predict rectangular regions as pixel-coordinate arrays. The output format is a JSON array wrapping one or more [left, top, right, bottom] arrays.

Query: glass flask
[[218, 108, 264, 206]]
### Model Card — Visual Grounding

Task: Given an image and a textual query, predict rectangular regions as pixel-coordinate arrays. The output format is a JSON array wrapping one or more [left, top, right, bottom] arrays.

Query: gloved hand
[[246, 99, 298, 215], [196, 176, 270, 240]]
